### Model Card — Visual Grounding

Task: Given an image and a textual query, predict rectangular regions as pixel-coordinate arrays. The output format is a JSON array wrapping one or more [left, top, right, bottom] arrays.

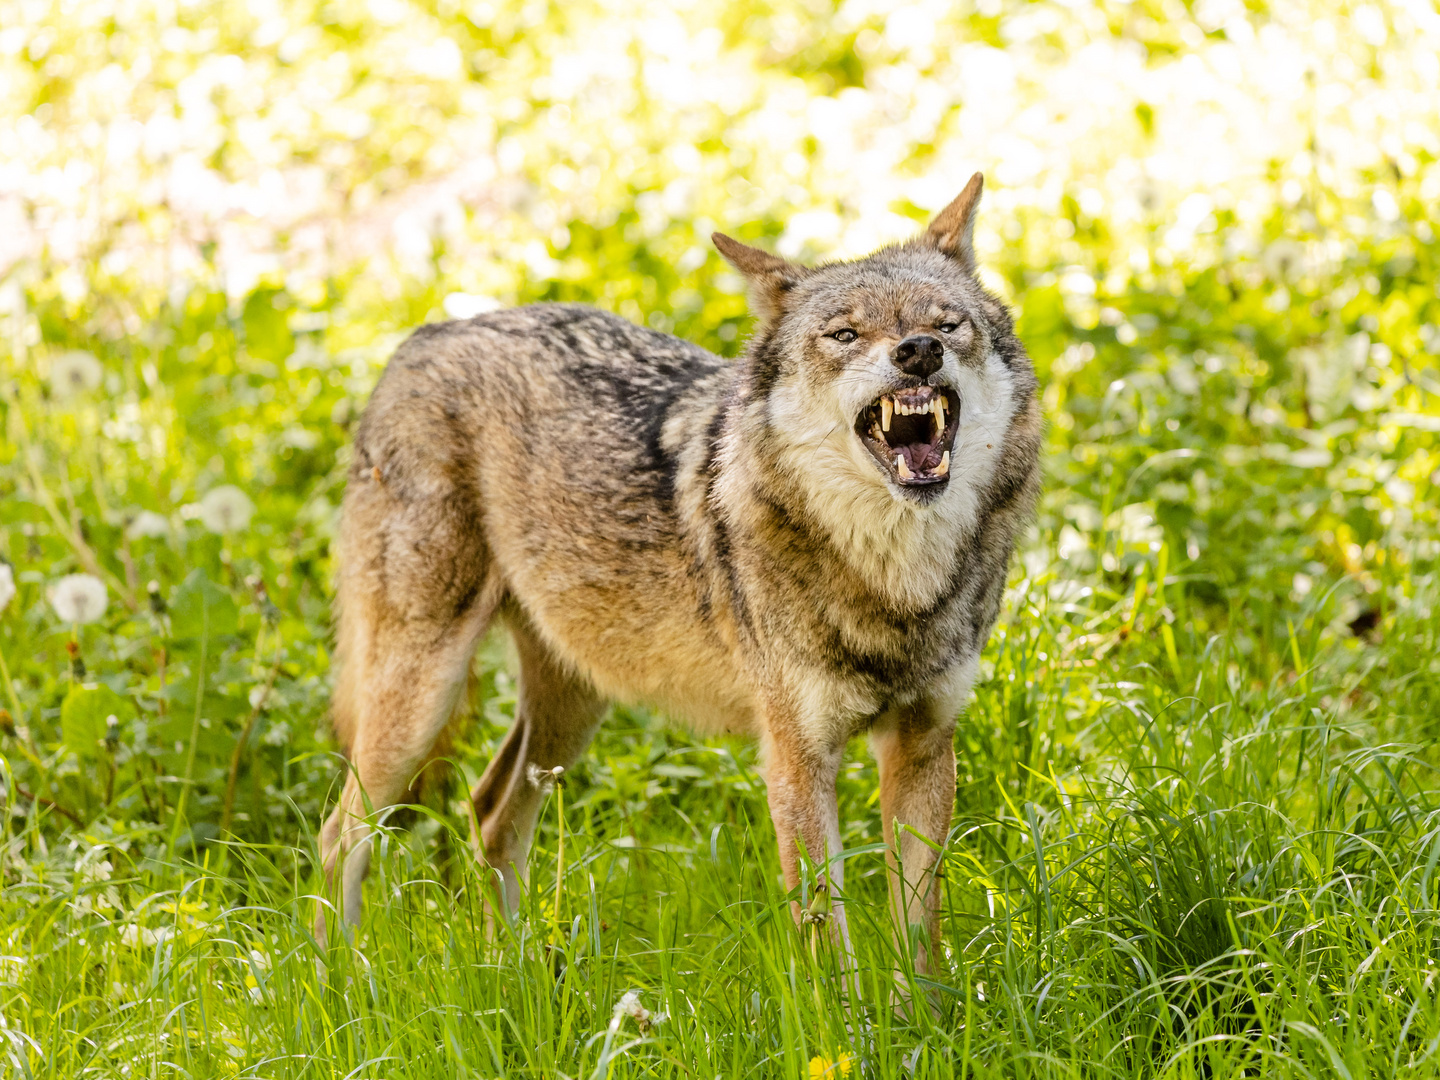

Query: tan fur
[[314, 175, 1043, 990]]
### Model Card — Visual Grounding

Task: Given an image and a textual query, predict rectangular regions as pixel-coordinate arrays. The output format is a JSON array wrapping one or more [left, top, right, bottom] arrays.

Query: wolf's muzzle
[[890, 335, 945, 378]]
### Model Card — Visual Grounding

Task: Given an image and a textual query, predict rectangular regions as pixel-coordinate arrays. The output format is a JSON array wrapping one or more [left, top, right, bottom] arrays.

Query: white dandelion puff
[[120, 924, 161, 948], [50, 350, 104, 399], [198, 485, 255, 534], [0, 563, 14, 613], [526, 763, 566, 789], [612, 990, 665, 1033], [49, 574, 108, 625], [128, 511, 171, 540]]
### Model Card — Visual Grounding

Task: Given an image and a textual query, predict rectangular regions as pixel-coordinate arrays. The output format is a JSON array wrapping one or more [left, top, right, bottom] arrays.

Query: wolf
[[316, 173, 1042, 975]]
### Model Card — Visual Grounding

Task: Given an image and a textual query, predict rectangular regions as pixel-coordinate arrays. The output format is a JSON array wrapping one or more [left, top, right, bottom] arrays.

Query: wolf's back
[[331, 304, 750, 736]]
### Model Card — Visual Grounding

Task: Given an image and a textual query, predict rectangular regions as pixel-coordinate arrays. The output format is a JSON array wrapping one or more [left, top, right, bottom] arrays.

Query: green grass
[[2, 7, 1440, 1069], [6, 572, 1440, 1078], [5, 275, 1440, 1077]]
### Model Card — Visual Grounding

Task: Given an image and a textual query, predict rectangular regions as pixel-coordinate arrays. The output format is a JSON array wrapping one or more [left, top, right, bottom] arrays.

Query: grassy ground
[[3, 3, 1440, 1072], [5, 217, 1440, 1075], [6, 541, 1440, 1079]]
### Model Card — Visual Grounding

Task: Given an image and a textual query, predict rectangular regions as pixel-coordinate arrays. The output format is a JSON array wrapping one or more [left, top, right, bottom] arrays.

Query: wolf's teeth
[[934, 396, 946, 426], [881, 396, 893, 432], [896, 455, 913, 479], [937, 451, 950, 476]]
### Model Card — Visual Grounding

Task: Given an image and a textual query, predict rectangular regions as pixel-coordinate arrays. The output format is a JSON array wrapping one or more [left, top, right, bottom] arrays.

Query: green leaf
[[61, 684, 133, 760], [170, 569, 240, 641]]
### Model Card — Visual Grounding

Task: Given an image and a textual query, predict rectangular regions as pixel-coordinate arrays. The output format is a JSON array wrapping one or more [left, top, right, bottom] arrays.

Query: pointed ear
[[712, 232, 808, 321], [926, 172, 984, 271]]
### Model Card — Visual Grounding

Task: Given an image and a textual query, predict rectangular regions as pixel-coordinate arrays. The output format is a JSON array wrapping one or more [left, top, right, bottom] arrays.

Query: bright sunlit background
[[6, 0, 1439, 321], [3, 2, 1440, 1077]]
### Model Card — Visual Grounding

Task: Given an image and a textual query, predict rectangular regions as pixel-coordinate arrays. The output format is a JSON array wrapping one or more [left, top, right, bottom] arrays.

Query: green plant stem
[[551, 777, 565, 949], [11, 785, 83, 828], [21, 443, 137, 612], [168, 619, 207, 858], [220, 641, 283, 835], [0, 642, 26, 734], [0, 640, 67, 803]]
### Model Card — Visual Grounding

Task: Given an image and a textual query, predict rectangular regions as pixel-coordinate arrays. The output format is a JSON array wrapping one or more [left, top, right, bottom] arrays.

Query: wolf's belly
[[512, 569, 758, 736]]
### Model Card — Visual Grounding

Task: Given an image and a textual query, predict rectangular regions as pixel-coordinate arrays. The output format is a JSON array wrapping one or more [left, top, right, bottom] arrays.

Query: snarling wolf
[[317, 174, 1042, 974]]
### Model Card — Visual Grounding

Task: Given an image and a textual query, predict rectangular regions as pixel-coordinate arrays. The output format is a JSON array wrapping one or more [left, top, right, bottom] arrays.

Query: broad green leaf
[[170, 569, 240, 641], [60, 684, 133, 760]]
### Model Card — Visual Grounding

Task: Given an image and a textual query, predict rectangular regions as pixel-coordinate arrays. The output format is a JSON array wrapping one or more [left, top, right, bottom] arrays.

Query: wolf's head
[[714, 175, 1034, 518]]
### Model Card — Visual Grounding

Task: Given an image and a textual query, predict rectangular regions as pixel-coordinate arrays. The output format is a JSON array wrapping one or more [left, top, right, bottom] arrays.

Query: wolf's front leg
[[761, 713, 850, 953], [870, 701, 957, 978]]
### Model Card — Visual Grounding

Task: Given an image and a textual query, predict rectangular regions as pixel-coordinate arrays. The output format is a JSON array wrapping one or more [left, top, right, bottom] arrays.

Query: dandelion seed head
[[0, 563, 15, 613], [128, 511, 171, 539], [612, 990, 664, 1032], [198, 485, 255, 534], [49, 350, 104, 399], [48, 573, 108, 625], [120, 924, 160, 948]]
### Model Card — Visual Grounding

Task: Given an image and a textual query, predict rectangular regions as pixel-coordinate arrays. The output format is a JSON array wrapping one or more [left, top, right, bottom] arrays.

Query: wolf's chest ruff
[[317, 173, 1041, 978]]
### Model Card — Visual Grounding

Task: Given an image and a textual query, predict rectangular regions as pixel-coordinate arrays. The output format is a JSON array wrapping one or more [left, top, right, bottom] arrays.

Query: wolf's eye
[[829, 329, 858, 343], [937, 321, 960, 333]]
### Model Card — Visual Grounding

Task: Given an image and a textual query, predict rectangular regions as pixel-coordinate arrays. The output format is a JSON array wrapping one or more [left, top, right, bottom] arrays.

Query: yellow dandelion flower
[[808, 1053, 853, 1078]]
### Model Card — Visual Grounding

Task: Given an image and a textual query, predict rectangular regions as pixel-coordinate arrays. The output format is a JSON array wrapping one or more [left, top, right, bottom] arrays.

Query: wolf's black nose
[[890, 335, 945, 377]]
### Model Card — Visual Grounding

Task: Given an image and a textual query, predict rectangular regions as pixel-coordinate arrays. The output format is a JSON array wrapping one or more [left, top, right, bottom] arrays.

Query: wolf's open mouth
[[854, 385, 960, 488]]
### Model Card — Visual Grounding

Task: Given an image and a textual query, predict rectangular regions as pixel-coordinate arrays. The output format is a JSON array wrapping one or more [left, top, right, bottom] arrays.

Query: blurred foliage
[[0, 0, 1439, 1075]]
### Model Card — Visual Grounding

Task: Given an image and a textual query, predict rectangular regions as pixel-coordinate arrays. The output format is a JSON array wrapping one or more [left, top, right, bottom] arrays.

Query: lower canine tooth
[[881, 397, 893, 432], [937, 451, 950, 476], [896, 455, 913, 479]]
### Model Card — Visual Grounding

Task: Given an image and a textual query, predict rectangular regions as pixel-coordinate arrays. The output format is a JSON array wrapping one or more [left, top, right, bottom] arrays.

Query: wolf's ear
[[926, 172, 983, 272], [712, 233, 808, 321]]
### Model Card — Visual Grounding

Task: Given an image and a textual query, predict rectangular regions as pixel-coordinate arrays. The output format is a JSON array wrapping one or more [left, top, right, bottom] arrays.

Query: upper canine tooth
[[881, 396, 893, 432], [937, 450, 950, 476], [896, 455, 913, 479], [934, 397, 946, 424]]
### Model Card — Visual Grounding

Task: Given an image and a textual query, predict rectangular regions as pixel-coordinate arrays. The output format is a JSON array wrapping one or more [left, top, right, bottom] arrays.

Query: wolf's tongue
[[897, 443, 938, 471]]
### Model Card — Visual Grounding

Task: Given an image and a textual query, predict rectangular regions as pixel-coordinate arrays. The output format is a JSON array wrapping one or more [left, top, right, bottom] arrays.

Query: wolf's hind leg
[[469, 606, 603, 919], [316, 481, 501, 941], [316, 597, 495, 939]]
